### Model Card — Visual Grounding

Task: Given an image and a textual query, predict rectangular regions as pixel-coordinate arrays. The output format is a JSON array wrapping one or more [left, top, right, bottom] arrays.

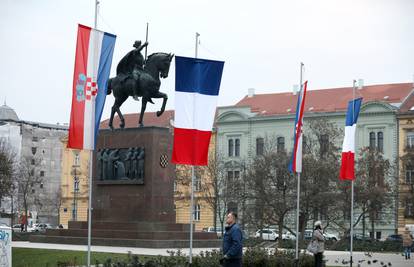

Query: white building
[[0, 103, 67, 225]]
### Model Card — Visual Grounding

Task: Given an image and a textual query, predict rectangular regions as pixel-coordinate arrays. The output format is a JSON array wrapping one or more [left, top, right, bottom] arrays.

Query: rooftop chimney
[[358, 79, 364, 89], [248, 88, 255, 98]]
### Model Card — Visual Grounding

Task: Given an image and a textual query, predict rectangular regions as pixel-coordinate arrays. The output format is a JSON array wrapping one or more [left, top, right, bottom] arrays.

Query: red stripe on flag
[[340, 151, 355, 180], [68, 25, 90, 149], [172, 128, 212, 166]]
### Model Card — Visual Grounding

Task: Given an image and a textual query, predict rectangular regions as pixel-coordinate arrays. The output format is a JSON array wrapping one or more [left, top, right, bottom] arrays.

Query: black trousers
[[223, 258, 242, 267], [314, 252, 323, 267]]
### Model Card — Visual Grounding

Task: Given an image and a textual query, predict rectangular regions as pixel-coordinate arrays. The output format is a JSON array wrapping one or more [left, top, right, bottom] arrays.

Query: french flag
[[289, 81, 308, 174], [172, 56, 224, 166], [68, 25, 116, 150], [340, 98, 363, 180]]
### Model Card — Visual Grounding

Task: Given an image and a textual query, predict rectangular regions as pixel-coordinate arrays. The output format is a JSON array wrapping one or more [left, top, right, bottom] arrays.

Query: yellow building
[[174, 133, 216, 231], [59, 136, 90, 227], [397, 100, 414, 233]]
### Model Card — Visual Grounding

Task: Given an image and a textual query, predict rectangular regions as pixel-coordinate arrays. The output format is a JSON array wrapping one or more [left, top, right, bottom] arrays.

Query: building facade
[[216, 83, 413, 238], [0, 103, 67, 225], [59, 137, 90, 227], [397, 94, 414, 233]]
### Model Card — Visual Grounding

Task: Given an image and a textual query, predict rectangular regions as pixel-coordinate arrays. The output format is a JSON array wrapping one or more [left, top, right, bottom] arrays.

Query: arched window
[[235, 139, 240, 157], [228, 139, 234, 157], [377, 132, 383, 152], [369, 132, 376, 149]]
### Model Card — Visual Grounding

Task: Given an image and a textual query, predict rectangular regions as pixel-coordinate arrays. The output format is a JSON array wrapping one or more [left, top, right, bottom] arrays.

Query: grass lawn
[[12, 248, 130, 267]]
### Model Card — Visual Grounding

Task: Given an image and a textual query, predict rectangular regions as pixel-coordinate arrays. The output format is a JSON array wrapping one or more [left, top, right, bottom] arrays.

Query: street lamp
[[72, 169, 79, 221]]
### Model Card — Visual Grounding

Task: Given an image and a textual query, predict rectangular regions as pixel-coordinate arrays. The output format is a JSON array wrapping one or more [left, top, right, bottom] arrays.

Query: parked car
[[33, 223, 53, 232], [255, 229, 279, 241], [385, 234, 403, 242], [323, 232, 339, 241], [12, 224, 34, 232], [284, 231, 296, 240]]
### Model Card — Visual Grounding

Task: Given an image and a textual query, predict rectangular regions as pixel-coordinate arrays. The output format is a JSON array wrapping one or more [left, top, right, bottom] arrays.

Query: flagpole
[[87, 1, 99, 266], [350, 79, 356, 267], [294, 62, 304, 267], [144, 22, 149, 61], [188, 32, 200, 266]]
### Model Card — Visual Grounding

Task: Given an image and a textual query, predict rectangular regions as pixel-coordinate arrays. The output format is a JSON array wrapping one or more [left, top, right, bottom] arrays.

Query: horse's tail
[[107, 78, 113, 95]]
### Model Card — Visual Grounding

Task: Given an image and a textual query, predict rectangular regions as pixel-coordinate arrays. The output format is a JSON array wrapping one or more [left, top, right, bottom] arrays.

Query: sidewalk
[[12, 241, 414, 266]]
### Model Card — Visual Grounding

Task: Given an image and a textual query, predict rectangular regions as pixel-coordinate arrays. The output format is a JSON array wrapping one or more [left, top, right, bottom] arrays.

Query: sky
[[0, 0, 413, 125]]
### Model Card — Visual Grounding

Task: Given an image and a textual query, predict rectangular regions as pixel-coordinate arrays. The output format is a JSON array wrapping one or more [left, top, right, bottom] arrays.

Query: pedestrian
[[402, 226, 413, 260], [20, 223, 24, 232], [313, 221, 325, 267], [220, 211, 243, 267]]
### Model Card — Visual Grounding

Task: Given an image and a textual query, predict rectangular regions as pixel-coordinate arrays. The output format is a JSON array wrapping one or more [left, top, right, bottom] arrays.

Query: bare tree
[[299, 118, 342, 239], [15, 155, 43, 231], [246, 135, 296, 246], [355, 147, 394, 240], [0, 140, 16, 210]]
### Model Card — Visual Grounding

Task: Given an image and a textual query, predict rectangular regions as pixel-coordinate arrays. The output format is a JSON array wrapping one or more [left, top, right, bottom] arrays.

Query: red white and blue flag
[[289, 81, 308, 173], [340, 98, 363, 180], [172, 56, 224, 166], [68, 24, 116, 150]]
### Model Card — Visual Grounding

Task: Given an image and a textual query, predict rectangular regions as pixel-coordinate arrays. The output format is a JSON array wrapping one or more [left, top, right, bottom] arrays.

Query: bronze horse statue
[[106, 52, 174, 128]]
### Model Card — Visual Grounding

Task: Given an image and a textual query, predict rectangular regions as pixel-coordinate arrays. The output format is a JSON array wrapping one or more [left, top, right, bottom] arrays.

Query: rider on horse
[[116, 40, 148, 100]]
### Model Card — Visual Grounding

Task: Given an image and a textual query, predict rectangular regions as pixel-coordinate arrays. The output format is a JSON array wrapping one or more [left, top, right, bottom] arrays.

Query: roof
[[236, 83, 414, 116], [100, 110, 174, 129], [0, 104, 19, 121]]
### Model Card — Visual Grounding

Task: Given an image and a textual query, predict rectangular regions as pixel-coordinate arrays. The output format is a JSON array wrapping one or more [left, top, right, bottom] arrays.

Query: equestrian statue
[[107, 40, 174, 128]]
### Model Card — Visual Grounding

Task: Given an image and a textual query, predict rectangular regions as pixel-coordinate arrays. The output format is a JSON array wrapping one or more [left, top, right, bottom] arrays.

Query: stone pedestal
[[31, 127, 220, 248]]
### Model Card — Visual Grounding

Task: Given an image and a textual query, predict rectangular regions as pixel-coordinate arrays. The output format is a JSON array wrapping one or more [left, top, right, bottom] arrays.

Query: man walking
[[221, 211, 243, 267]]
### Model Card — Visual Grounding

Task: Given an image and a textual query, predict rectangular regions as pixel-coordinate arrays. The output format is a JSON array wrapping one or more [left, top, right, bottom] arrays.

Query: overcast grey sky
[[1, 0, 413, 124]]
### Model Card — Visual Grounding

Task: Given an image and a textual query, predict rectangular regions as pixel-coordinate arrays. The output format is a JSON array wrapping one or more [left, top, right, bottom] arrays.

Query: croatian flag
[[340, 98, 363, 180], [68, 24, 116, 150], [172, 56, 224, 166], [289, 81, 308, 173]]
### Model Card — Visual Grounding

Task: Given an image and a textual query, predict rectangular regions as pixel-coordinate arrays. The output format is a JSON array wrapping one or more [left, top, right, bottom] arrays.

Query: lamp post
[[72, 168, 79, 221]]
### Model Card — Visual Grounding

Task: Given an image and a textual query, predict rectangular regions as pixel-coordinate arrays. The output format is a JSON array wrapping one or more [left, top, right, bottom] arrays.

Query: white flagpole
[[87, 1, 99, 266], [350, 79, 356, 267], [294, 62, 304, 267], [188, 31, 200, 266]]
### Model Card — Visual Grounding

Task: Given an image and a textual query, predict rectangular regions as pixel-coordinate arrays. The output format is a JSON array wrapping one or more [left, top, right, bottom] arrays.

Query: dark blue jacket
[[223, 223, 243, 259]]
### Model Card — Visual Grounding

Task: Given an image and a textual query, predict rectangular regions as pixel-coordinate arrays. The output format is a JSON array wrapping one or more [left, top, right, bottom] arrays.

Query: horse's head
[[146, 53, 174, 79]]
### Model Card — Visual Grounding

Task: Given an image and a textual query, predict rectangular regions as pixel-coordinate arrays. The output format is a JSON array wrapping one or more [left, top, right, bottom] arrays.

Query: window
[[407, 132, 414, 149], [227, 170, 240, 184], [31, 159, 35, 165], [30, 169, 35, 176], [40, 183, 43, 189], [194, 174, 201, 191], [406, 166, 414, 184], [32, 136, 38, 142], [377, 132, 383, 152], [256, 137, 264, 156], [320, 134, 329, 154], [228, 140, 234, 157], [40, 171, 45, 177], [193, 204, 201, 221], [31, 147, 37, 155], [235, 139, 240, 157], [74, 153, 80, 166], [228, 138, 240, 157], [369, 132, 376, 149], [277, 137, 285, 152]]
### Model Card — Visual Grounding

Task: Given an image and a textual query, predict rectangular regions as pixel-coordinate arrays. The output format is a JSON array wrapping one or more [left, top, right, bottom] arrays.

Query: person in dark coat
[[221, 211, 243, 267]]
